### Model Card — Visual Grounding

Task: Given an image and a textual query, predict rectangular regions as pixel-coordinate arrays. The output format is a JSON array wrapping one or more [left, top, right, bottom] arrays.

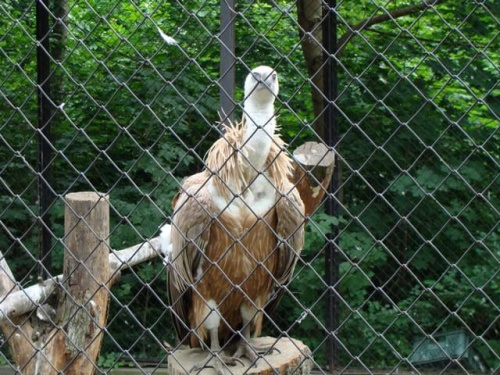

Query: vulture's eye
[[272, 73, 277, 80], [253, 72, 261, 81]]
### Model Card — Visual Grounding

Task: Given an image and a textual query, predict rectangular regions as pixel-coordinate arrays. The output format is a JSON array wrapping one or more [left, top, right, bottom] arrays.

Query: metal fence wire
[[0, 0, 499, 374]]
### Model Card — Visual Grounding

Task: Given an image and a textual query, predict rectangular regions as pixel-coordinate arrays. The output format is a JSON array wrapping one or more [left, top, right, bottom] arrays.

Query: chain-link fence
[[0, 0, 499, 374]]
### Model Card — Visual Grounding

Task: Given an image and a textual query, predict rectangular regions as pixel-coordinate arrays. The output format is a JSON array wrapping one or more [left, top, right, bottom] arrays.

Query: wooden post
[[62, 192, 110, 372], [34, 192, 111, 374], [292, 141, 336, 217]]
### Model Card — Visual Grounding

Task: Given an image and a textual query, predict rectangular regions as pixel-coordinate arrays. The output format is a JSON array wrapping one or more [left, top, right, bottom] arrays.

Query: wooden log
[[109, 235, 165, 271], [0, 253, 35, 373], [168, 337, 312, 375], [292, 142, 335, 217], [0, 276, 61, 322], [34, 192, 111, 374], [62, 191, 110, 373]]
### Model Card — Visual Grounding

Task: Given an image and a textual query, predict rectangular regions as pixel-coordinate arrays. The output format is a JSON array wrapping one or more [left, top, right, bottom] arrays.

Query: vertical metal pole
[[220, 0, 236, 124], [323, 0, 339, 372], [36, 0, 52, 277]]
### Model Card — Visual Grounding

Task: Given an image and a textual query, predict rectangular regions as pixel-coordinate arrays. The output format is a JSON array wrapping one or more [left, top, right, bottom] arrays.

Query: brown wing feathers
[[167, 172, 214, 341]]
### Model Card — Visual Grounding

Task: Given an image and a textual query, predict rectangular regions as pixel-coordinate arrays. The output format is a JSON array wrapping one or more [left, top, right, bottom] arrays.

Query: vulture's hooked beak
[[256, 81, 272, 91], [253, 71, 277, 92], [258, 78, 277, 92]]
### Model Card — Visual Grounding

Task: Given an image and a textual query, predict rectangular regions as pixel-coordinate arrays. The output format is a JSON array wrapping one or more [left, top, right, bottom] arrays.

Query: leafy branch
[[338, 0, 447, 55]]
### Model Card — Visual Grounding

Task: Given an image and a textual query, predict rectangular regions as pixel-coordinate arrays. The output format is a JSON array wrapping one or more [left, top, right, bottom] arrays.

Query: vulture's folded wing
[[265, 184, 305, 317], [167, 172, 214, 343]]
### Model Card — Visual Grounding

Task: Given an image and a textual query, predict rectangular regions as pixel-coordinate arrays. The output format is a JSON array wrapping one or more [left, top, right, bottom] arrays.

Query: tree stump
[[34, 192, 111, 374], [168, 337, 312, 375], [292, 142, 335, 217]]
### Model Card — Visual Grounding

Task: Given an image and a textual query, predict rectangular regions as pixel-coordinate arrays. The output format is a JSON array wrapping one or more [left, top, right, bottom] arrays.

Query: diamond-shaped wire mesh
[[0, 0, 498, 374]]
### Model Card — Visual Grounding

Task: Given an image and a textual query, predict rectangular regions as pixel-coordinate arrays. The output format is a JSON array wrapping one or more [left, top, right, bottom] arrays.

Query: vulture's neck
[[242, 100, 276, 173]]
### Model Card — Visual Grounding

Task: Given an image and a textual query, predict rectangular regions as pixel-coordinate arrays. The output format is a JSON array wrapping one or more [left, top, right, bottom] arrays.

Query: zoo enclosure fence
[[0, 0, 499, 374]]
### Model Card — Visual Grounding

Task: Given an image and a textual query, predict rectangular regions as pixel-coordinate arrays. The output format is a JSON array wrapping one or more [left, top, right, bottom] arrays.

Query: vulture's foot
[[233, 339, 281, 366], [190, 353, 244, 375]]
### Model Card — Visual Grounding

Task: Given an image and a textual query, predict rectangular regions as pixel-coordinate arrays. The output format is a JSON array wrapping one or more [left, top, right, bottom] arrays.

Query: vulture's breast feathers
[[204, 121, 293, 220]]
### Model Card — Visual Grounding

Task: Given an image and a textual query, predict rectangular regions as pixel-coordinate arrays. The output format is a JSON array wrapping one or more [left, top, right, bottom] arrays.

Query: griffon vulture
[[168, 66, 305, 374]]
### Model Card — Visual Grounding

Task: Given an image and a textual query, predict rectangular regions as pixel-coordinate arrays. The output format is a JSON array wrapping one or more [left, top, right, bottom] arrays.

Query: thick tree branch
[[338, 0, 447, 55], [0, 235, 166, 322], [0, 252, 36, 372]]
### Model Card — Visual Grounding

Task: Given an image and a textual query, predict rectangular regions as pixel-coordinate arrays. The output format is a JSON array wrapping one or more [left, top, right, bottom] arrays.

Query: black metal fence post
[[323, 0, 339, 372], [219, 0, 236, 124], [36, 0, 53, 277]]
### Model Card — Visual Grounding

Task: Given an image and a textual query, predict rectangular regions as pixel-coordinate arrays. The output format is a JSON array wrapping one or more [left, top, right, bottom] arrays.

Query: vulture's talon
[[191, 354, 243, 375], [233, 340, 283, 364], [264, 346, 281, 355], [251, 342, 281, 356]]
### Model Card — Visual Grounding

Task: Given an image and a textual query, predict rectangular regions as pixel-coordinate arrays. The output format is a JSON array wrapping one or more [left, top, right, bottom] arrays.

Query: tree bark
[[0, 254, 36, 373], [34, 192, 111, 374], [297, 0, 324, 138]]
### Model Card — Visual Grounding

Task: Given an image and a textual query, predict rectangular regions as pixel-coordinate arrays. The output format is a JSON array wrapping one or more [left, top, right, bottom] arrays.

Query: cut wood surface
[[292, 142, 335, 216], [168, 337, 312, 375]]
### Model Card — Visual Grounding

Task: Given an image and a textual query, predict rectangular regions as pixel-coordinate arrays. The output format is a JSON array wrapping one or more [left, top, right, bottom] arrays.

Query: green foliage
[[0, 0, 498, 372]]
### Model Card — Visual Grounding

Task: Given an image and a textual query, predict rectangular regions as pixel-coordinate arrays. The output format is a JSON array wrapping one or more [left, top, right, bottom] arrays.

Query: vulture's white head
[[244, 65, 279, 107]]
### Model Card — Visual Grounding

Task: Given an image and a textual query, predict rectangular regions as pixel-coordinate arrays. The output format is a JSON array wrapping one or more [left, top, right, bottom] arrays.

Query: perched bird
[[167, 66, 305, 373]]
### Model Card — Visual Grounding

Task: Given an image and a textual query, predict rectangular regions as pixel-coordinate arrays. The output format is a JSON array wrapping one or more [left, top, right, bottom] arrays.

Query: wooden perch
[[292, 141, 335, 216], [0, 193, 114, 373], [0, 252, 36, 373], [109, 236, 164, 271], [168, 336, 312, 375], [60, 192, 111, 371], [27, 192, 111, 373], [0, 193, 168, 374], [0, 236, 164, 323]]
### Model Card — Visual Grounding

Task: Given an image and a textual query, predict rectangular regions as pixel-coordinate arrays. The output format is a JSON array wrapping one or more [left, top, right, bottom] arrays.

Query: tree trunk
[[297, 0, 324, 138]]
